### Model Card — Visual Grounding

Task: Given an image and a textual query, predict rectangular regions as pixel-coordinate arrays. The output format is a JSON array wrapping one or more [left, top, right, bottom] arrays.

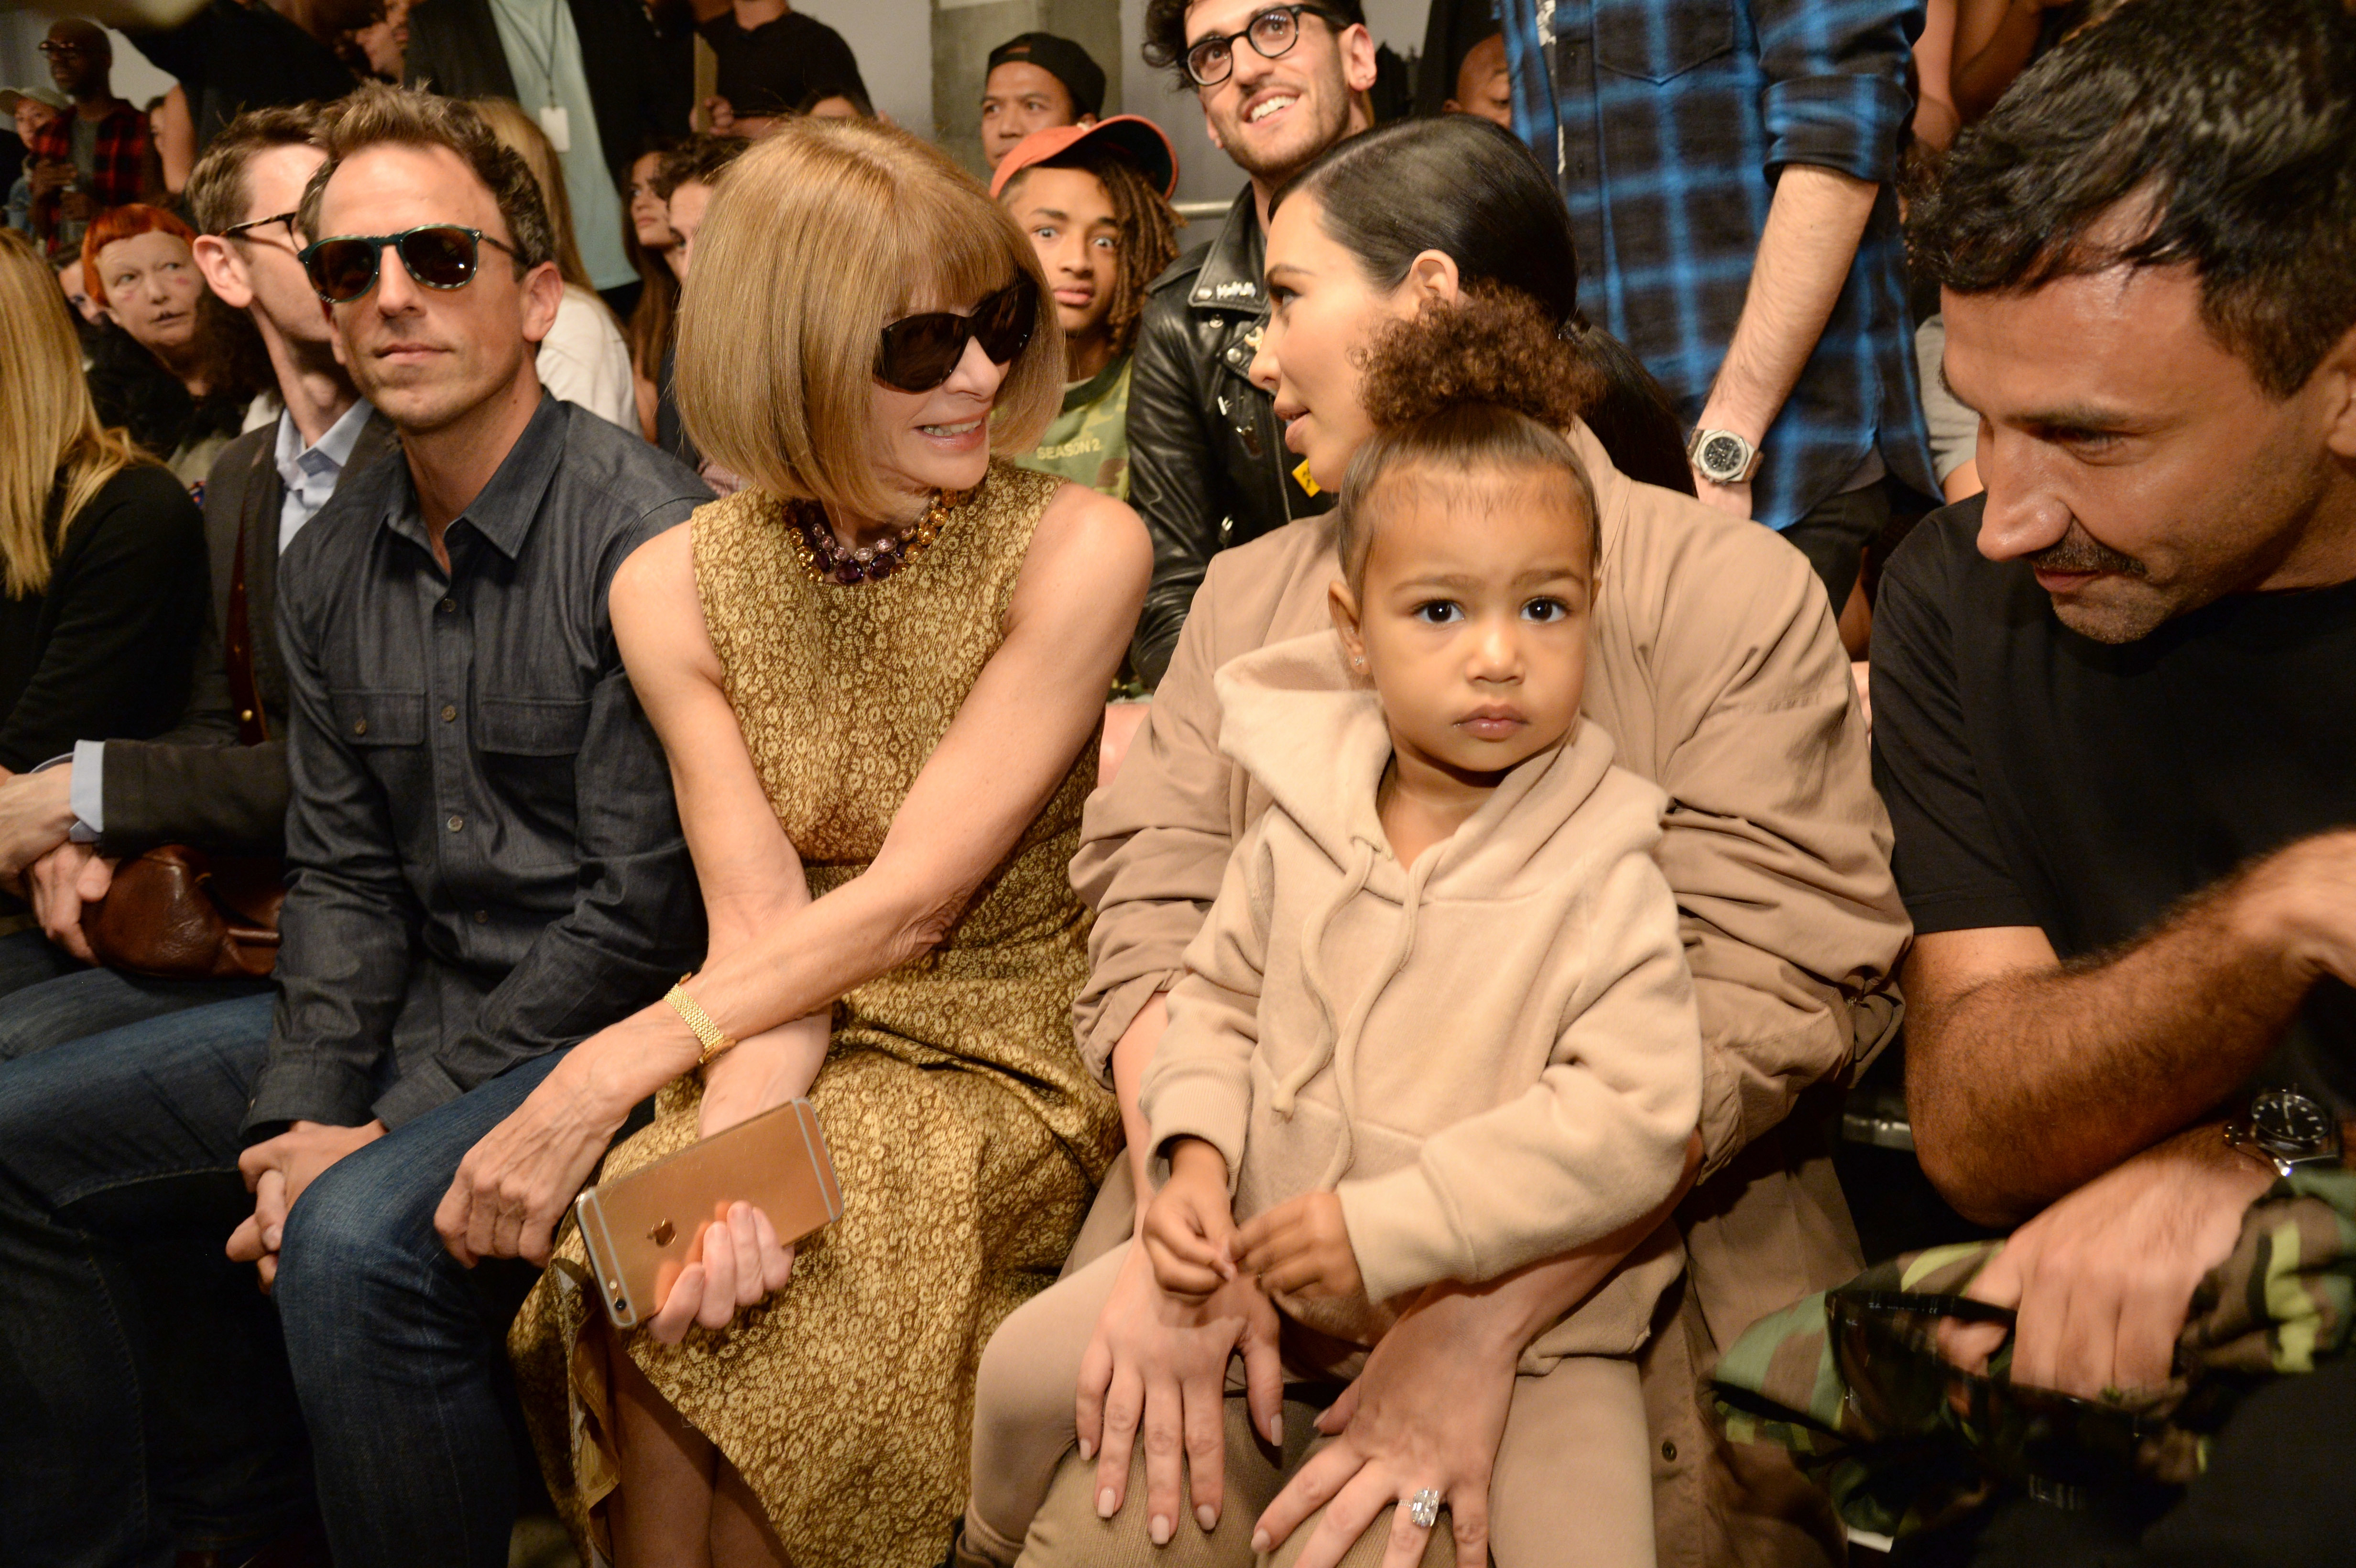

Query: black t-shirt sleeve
[[807, 21, 866, 96], [1870, 504, 2041, 936]]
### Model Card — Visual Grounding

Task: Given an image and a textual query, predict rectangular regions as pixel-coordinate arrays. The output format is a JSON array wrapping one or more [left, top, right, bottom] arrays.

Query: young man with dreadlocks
[[994, 117, 1181, 502]]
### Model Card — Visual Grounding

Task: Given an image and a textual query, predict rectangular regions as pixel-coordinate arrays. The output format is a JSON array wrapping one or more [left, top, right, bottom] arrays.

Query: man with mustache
[[0, 84, 706, 1567], [1872, 0, 2356, 1557], [1122, 0, 1377, 686]]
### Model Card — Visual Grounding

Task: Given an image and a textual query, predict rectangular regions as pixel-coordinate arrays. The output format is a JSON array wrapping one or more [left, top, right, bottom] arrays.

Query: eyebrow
[[1024, 206, 1070, 221], [1394, 566, 1587, 591]]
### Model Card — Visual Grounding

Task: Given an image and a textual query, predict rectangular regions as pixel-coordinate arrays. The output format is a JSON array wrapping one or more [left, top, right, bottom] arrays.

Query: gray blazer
[[101, 410, 399, 857]]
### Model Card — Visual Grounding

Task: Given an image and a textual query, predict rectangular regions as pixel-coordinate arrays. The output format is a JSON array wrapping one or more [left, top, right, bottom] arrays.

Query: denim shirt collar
[[378, 392, 570, 564]]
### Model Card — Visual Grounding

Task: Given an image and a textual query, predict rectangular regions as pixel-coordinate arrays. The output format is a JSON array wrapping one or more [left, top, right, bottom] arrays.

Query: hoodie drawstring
[[1273, 838, 1428, 1191]]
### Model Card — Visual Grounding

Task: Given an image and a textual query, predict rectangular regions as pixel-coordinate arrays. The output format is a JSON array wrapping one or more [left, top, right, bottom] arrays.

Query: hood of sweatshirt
[[1210, 630, 1622, 905]]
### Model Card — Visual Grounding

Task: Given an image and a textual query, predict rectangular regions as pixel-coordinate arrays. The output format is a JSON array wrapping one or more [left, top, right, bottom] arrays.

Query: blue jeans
[[275, 1049, 565, 1568], [0, 994, 294, 1567], [0, 927, 274, 1062], [0, 998, 568, 1568]]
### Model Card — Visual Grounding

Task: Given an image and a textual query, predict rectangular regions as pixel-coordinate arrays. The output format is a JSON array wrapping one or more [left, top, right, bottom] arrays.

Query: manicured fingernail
[[1250, 1529, 1270, 1553], [1097, 1488, 1117, 1520], [1150, 1514, 1172, 1546], [1077, 1437, 1094, 1461], [1196, 1504, 1218, 1531], [1269, 1412, 1282, 1444]]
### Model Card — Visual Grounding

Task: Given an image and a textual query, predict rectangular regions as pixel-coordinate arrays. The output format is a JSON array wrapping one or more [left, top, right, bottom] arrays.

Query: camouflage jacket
[[1710, 1168, 2356, 1537]]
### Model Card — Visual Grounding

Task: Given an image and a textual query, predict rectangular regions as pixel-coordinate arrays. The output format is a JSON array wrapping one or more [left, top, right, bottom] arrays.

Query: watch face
[[2252, 1088, 2336, 1151], [1700, 433, 1748, 478]]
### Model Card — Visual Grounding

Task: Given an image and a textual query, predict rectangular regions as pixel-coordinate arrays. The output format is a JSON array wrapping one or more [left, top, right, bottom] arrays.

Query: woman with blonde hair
[[492, 117, 1149, 1566], [0, 227, 206, 943], [474, 96, 639, 431]]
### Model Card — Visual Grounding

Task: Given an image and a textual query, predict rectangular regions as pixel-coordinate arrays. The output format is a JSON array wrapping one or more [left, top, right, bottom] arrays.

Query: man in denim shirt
[[0, 85, 705, 1568], [1497, 0, 1939, 616]]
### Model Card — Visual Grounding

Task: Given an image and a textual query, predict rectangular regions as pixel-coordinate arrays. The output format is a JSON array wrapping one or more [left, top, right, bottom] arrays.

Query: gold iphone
[[574, 1098, 842, 1330]]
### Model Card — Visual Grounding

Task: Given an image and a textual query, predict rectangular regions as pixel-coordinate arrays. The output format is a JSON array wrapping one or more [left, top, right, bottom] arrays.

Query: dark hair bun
[[1358, 285, 1601, 435]]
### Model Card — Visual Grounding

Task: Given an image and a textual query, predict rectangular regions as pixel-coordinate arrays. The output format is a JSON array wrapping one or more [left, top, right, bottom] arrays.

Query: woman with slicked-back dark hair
[[1268, 114, 1693, 497], [965, 111, 1909, 1568]]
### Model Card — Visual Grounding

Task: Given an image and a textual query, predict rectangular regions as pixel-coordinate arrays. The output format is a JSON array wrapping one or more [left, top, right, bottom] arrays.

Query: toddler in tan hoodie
[[961, 328, 1703, 1568]]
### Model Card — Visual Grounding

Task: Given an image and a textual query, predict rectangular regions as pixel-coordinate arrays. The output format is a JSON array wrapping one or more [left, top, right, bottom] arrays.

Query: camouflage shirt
[[1014, 357, 1133, 501]]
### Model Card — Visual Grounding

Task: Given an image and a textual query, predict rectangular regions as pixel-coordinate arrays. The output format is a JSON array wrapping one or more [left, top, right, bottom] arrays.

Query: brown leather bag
[[85, 846, 286, 978], [84, 495, 286, 980]]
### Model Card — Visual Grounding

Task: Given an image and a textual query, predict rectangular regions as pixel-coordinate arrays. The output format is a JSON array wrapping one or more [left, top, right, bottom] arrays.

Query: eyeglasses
[[299, 224, 518, 305], [220, 210, 299, 244], [875, 279, 1038, 393], [1183, 5, 1349, 88]]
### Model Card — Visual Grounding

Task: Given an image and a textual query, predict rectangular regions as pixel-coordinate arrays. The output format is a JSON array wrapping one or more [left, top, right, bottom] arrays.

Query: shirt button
[[441, 704, 458, 723], [353, 719, 368, 736], [447, 814, 464, 832], [440, 597, 456, 614], [474, 909, 490, 924]]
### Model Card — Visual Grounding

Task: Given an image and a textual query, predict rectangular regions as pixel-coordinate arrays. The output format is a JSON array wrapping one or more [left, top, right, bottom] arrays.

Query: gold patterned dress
[[509, 461, 1121, 1567]]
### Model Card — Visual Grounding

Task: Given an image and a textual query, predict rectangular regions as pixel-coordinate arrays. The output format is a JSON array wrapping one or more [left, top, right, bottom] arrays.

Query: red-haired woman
[[80, 203, 267, 491]]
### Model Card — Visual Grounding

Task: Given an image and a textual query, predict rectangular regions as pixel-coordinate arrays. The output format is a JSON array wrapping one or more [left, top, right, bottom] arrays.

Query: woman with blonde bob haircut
[[674, 118, 1067, 521], [504, 117, 1150, 1568], [0, 227, 207, 786]]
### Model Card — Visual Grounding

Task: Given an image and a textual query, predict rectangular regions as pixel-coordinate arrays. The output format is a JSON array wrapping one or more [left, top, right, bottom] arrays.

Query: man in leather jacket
[[1127, 0, 1377, 684]]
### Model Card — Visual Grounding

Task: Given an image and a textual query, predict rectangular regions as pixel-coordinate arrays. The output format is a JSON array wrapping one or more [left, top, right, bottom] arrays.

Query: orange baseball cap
[[990, 114, 1179, 201]]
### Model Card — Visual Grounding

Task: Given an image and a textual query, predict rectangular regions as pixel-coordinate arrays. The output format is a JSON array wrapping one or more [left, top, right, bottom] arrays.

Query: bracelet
[[665, 977, 737, 1069]]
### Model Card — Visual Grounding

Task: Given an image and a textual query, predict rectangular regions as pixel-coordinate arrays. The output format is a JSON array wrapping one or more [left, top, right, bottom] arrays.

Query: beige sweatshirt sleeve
[[1136, 823, 1272, 1189], [1627, 514, 1908, 1179], [1069, 567, 1253, 1084], [1335, 844, 1703, 1303]]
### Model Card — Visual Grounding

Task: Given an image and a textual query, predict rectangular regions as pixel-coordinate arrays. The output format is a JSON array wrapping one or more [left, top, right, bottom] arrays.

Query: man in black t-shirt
[[1871, 0, 2356, 1559], [699, 0, 865, 135]]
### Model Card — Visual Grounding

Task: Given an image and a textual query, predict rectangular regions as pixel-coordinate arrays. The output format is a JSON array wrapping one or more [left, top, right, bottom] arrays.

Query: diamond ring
[[1408, 1488, 1441, 1530]]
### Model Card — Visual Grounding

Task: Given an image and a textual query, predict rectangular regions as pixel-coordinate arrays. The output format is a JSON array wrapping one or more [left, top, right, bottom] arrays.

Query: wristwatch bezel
[[2223, 1087, 2344, 1178], [1686, 427, 1761, 485]]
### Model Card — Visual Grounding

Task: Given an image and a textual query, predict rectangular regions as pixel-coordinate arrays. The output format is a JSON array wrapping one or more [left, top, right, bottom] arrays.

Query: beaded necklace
[[784, 488, 966, 586]]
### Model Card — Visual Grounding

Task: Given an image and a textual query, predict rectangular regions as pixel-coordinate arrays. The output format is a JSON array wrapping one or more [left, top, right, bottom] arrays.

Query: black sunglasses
[[1184, 4, 1349, 88], [875, 279, 1037, 393], [1827, 1289, 2182, 1506], [299, 224, 519, 305]]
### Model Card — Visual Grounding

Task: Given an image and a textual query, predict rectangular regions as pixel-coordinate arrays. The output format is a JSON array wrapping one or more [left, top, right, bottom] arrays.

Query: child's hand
[[1235, 1191, 1363, 1300], [1141, 1138, 1239, 1301]]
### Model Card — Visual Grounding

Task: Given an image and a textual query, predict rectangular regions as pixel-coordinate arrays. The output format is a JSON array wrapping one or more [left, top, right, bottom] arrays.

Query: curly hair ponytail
[[1335, 287, 1604, 590]]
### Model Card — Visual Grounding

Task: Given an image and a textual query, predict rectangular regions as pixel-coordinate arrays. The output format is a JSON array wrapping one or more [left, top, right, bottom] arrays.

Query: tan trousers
[[965, 1243, 1656, 1568]]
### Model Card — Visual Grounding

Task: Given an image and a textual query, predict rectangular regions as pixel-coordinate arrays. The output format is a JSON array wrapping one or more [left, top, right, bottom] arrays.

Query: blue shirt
[[1498, 0, 1939, 527]]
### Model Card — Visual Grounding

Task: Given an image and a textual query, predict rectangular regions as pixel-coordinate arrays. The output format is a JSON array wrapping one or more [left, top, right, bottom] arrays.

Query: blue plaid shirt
[[1499, 0, 1938, 527]]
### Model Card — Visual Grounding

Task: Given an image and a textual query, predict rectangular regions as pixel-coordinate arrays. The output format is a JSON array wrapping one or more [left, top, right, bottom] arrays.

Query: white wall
[[804, 0, 937, 134]]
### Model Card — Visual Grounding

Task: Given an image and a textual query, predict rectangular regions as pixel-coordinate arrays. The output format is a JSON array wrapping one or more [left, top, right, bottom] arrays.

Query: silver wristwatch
[[2223, 1087, 2345, 1179], [1686, 428, 1762, 486]]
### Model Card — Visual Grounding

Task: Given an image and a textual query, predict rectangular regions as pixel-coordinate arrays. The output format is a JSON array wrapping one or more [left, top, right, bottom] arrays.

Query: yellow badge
[[1293, 458, 1321, 497]]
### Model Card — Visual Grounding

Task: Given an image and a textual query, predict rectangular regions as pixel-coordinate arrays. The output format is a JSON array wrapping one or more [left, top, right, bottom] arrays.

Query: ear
[[1077, 111, 1097, 127], [2319, 320, 2356, 464], [1442, 97, 1462, 114], [1200, 94, 1224, 152], [1328, 576, 1369, 676], [191, 233, 254, 311], [1398, 249, 1461, 311], [518, 259, 564, 347], [1340, 24, 1379, 94]]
